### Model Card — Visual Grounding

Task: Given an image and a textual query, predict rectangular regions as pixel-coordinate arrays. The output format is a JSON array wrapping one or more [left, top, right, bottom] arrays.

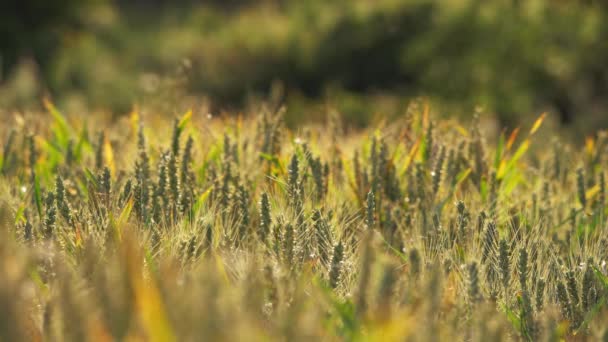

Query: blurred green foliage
[[1, 0, 607, 132], [0, 0, 103, 82]]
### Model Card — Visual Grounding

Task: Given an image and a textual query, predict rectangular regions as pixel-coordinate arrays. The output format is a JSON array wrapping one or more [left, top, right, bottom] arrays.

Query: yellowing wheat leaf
[[129, 107, 140, 137], [529, 112, 547, 135], [134, 278, 176, 342], [586, 184, 600, 201], [178, 109, 192, 131], [400, 138, 421, 177], [124, 240, 176, 342], [104, 136, 116, 177], [423, 100, 430, 127], [453, 124, 469, 137], [586, 136, 595, 156]]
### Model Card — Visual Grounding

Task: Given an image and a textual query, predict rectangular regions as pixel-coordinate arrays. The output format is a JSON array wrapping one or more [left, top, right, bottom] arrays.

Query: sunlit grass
[[0, 101, 607, 340]]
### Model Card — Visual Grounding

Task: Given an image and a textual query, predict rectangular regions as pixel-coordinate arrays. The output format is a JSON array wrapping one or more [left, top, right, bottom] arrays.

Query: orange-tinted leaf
[[506, 127, 520, 151]]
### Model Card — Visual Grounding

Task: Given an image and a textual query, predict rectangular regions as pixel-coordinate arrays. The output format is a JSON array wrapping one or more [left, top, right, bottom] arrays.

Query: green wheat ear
[[565, 270, 579, 308], [283, 221, 295, 268], [168, 151, 179, 210], [259, 192, 271, 242], [312, 209, 332, 265], [1, 129, 15, 175], [535, 278, 545, 312], [55, 174, 73, 226], [415, 162, 426, 204], [287, 153, 303, 212], [95, 131, 105, 170], [353, 151, 363, 199], [365, 190, 375, 229], [219, 159, 232, 212], [481, 221, 497, 264], [181, 135, 194, 186], [581, 259, 594, 312], [456, 200, 469, 242], [23, 219, 33, 242], [134, 122, 150, 223], [498, 238, 510, 291], [467, 262, 480, 304], [370, 136, 379, 195], [171, 118, 181, 157], [101, 166, 111, 196], [519, 288, 535, 338], [517, 247, 529, 291], [44, 192, 56, 239], [328, 241, 344, 289], [576, 167, 587, 209], [431, 144, 445, 197], [556, 281, 573, 322], [310, 156, 325, 201], [424, 120, 434, 163], [235, 183, 250, 244]]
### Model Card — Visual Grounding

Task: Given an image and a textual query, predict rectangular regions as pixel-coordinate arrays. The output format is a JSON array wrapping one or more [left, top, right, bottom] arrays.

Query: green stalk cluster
[[259, 192, 271, 242], [329, 242, 344, 289]]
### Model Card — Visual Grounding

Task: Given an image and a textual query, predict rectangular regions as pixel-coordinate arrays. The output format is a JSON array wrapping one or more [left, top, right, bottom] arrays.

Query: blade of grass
[[178, 110, 192, 132], [104, 136, 116, 177], [33, 174, 42, 220], [529, 112, 547, 135]]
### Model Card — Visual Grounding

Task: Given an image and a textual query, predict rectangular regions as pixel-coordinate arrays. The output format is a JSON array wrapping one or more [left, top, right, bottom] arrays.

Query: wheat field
[[0, 102, 607, 341]]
